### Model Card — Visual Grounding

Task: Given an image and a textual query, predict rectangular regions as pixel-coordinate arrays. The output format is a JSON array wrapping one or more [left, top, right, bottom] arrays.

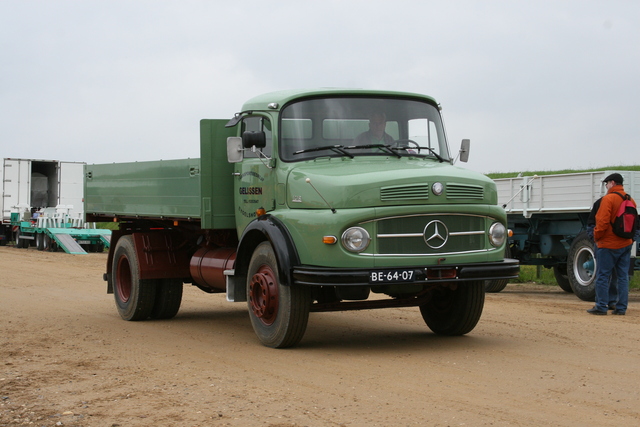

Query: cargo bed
[[84, 159, 202, 221]]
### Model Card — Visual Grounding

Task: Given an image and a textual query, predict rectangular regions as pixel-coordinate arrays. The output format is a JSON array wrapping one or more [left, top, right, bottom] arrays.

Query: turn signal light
[[256, 208, 266, 217], [323, 236, 337, 245]]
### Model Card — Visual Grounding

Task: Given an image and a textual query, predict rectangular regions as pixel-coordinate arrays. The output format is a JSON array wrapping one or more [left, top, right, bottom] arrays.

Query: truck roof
[[241, 88, 440, 112]]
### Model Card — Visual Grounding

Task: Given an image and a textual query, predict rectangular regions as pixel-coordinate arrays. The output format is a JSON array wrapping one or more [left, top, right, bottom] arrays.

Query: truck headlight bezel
[[341, 227, 371, 252], [489, 222, 506, 247]]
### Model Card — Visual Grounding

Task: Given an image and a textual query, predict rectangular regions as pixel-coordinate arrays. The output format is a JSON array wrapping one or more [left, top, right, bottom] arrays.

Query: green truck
[[85, 89, 519, 348]]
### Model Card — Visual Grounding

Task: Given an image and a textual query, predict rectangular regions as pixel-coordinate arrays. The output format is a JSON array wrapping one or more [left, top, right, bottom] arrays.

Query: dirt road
[[1, 246, 639, 426]]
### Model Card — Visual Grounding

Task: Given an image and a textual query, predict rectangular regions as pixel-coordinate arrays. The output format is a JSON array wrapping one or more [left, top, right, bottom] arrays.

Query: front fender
[[235, 215, 300, 290]]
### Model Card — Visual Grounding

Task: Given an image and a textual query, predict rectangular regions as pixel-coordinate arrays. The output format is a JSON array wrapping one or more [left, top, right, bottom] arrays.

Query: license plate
[[369, 269, 415, 283], [77, 240, 91, 244]]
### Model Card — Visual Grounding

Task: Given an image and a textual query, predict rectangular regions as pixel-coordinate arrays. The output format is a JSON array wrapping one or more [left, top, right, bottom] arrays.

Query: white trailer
[[1, 158, 85, 245], [491, 170, 639, 300]]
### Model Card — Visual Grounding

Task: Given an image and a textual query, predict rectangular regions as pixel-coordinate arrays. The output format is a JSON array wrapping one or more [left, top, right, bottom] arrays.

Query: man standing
[[588, 173, 636, 315]]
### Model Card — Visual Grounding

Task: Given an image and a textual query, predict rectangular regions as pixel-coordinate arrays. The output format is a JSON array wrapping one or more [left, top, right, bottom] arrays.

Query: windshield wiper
[[293, 145, 354, 159], [390, 145, 446, 163], [422, 146, 446, 163], [343, 144, 402, 158]]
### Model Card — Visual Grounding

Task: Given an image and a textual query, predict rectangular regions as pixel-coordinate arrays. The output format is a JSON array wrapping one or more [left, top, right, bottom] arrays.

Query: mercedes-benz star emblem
[[423, 220, 448, 249]]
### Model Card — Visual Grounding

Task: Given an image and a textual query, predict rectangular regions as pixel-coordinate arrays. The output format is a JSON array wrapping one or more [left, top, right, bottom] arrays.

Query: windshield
[[279, 97, 450, 162]]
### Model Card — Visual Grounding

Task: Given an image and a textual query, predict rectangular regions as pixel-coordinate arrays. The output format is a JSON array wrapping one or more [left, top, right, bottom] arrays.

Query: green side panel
[[85, 159, 201, 219], [200, 119, 236, 229]]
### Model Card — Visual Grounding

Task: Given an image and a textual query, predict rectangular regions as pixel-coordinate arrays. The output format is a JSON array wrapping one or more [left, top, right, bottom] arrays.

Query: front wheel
[[419, 281, 485, 336], [246, 242, 310, 348], [112, 235, 157, 321], [484, 246, 511, 293], [567, 231, 596, 301]]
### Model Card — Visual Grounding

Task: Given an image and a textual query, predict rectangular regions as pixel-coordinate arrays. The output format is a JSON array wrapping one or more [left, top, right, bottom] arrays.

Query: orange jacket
[[594, 184, 636, 249]]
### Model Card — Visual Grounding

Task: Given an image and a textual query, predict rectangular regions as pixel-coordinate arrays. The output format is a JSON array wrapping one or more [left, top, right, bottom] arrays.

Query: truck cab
[[218, 90, 518, 345]]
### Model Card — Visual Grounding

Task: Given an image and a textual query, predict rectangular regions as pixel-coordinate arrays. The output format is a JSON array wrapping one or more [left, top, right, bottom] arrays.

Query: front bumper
[[293, 258, 520, 286]]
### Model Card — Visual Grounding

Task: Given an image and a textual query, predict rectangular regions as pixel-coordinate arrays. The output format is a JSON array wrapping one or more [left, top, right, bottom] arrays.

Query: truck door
[[58, 162, 85, 219], [234, 115, 275, 235], [2, 159, 31, 222]]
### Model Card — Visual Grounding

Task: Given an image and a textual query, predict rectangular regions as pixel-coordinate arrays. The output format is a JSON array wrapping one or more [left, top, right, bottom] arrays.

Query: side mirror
[[459, 139, 470, 163], [227, 137, 243, 163], [242, 131, 266, 149]]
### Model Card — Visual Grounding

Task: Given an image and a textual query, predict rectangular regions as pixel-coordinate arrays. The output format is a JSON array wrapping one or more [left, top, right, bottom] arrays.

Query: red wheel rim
[[249, 264, 279, 325], [116, 255, 132, 303]]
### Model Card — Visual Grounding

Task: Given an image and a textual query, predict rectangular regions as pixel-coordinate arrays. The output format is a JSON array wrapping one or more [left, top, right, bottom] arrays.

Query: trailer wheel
[[150, 279, 183, 320], [43, 234, 51, 251], [36, 233, 45, 251], [47, 235, 58, 252], [419, 281, 485, 336], [246, 241, 310, 348], [567, 231, 596, 301], [15, 230, 28, 249], [553, 264, 573, 293], [112, 235, 157, 321]]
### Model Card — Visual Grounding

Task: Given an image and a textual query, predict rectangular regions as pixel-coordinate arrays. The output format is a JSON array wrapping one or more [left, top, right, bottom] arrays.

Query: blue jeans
[[594, 244, 632, 312]]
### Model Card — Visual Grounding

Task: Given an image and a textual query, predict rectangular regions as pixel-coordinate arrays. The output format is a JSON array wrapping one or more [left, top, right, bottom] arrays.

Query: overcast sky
[[1, 0, 639, 175]]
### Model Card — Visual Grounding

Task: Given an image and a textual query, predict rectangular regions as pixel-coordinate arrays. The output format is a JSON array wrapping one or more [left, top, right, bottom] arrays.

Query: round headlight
[[432, 182, 444, 196], [489, 222, 506, 247], [341, 227, 371, 252]]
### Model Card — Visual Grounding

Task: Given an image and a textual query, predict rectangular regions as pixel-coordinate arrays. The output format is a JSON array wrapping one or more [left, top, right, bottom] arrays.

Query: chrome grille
[[370, 213, 490, 256]]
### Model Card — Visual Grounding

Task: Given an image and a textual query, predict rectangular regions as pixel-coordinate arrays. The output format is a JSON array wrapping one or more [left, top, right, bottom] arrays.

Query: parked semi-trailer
[[1, 158, 82, 245], [85, 89, 519, 348], [1, 158, 111, 253]]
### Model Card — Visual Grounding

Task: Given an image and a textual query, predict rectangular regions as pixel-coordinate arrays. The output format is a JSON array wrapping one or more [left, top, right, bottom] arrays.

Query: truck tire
[[16, 230, 28, 249], [45, 235, 58, 252], [567, 231, 596, 301], [419, 281, 485, 336], [150, 279, 183, 320], [112, 235, 157, 321], [484, 278, 508, 293], [36, 233, 44, 251], [246, 241, 311, 348], [43, 234, 51, 251], [553, 264, 573, 293], [484, 246, 511, 293]]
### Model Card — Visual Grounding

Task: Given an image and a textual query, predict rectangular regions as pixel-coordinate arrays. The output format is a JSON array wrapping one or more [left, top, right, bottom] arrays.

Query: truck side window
[[408, 118, 445, 156], [242, 116, 272, 158]]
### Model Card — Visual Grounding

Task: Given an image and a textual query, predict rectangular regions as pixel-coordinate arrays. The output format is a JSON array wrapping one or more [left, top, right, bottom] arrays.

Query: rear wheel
[[420, 281, 485, 336], [246, 242, 311, 348], [567, 231, 596, 301], [112, 235, 157, 321], [150, 279, 183, 320]]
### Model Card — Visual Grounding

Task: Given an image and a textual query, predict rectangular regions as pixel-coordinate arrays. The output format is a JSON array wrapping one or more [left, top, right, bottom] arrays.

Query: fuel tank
[[189, 247, 236, 292]]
